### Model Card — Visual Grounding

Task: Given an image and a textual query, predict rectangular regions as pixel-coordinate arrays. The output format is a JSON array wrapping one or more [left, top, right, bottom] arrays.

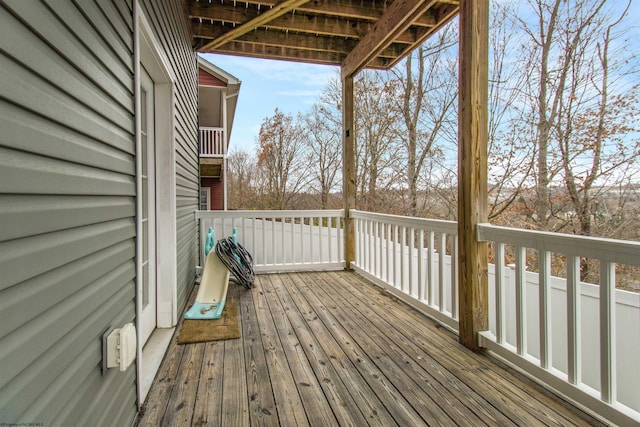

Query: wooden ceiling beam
[[198, 0, 310, 51], [342, 0, 436, 78], [218, 30, 357, 55], [212, 40, 392, 69], [385, 3, 460, 69]]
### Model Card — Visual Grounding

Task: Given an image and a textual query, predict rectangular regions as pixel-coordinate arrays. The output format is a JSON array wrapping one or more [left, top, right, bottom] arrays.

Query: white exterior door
[[200, 187, 210, 210], [139, 66, 157, 346]]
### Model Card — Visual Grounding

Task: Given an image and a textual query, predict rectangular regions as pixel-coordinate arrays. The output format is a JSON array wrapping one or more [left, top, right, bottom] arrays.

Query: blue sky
[[199, 53, 339, 153]]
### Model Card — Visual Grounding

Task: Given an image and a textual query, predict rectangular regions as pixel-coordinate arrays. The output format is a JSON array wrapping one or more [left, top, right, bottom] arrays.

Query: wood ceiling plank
[[195, 25, 407, 59], [190, 2, 260, 24], [231, 0, 439, 26], [342, 0, 436, 78], [193, 15, 418, 45], [212, 40, 391, 68], [199, 0, 311, 51], [227, 30, 358, 55]]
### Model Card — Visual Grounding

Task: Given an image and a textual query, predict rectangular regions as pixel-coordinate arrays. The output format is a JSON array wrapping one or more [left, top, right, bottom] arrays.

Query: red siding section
[[199, 68, 226, 87], [201, 177, 224, 210]]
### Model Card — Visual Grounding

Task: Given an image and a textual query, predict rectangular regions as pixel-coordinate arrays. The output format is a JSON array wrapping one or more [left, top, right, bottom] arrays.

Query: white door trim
[[134, 1, 178, 405], [138, 66, 157, 346]]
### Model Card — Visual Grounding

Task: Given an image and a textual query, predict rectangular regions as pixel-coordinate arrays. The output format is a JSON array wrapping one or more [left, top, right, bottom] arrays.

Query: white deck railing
[[199, 127, 225, 157], [195, 209, 639, 425], [351, 210, 460, 331], [477, 224, 640, 426], [196, 210, 344, 272]]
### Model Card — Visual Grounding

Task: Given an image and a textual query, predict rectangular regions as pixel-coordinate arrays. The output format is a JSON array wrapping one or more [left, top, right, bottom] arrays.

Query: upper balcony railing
[[199, 126, 225, 157], [196, 209, 640, 426]]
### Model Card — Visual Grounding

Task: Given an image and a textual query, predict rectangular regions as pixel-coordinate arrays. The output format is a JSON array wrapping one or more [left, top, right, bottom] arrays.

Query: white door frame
[[134, 1, 178, 404], [138, 66, 157, 346]]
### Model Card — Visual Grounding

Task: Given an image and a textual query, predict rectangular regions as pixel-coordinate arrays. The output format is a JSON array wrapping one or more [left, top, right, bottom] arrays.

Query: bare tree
[[354, 71, 402, 211], [300, 102, 342, 209], [227, 148, 257, 209], [391, 24, 458, 217], [554, 1, 639, 238], [517, 0, 614, 227], [256, 108, 311, 209]]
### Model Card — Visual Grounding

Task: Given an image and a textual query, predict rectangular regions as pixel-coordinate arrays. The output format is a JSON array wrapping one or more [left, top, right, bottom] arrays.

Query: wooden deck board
[[137, 271, 603, 427], [308, 272, 485, 426], [278, 273, 411, 427]]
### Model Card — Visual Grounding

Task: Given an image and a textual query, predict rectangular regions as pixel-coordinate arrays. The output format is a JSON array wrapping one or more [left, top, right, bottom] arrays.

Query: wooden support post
[[342, 73, 355, 270], [457, 0, 489, 351]]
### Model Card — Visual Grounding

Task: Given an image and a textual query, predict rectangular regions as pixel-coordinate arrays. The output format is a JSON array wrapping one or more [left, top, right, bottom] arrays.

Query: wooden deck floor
[[137, 271, 601, 427]]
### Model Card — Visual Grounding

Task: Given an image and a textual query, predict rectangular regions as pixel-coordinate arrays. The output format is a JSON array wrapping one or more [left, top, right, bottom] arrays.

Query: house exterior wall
[[201, 177, 224, 210], [0, 1, 198, 425], [199, 68, 227, 87]]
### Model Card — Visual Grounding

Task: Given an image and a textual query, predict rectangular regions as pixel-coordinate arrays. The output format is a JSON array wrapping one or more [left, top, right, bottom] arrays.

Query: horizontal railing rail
[[478, 223, 640, 426], [199, 127, 225, 157], [351, 210, 459, 331], [197, 210, 345, 273]]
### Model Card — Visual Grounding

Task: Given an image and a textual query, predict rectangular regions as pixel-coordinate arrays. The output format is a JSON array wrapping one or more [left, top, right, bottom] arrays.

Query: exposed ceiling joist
[[188, 0, 459, 73], [199, 0, 310, 51], [341, 0, 436, 79]]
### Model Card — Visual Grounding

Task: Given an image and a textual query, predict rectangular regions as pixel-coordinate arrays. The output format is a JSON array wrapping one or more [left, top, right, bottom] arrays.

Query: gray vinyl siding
[[0, 0, 197, 426], [140, 0, 199, 311]]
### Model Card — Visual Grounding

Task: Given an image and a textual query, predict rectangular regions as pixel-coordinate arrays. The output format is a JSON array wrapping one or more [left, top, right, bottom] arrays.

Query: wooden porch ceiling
[[189, 0, 459, 75]]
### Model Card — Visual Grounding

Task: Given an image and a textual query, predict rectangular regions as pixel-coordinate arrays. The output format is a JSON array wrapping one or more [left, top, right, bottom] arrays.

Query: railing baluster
[[393, 225, 399, 288], [515, 246, 527, 356], [372, 220, 377, 276], [327, 216, 333, 263], [281, 217, 287, 264], [300, 216, 305, 264], [318, 216, 323, 264], [567, 255, 581, 385], [261, 217, 266, 266], [272, 218, 277, 265], [367, 219, 372, 273], [376, 221, 382, 278], [439, 232, 446, 312], [289, 217, 296, 264], [418, 229, 424, 301], [357, 218, 362, 267], [252, 217, 257, 265], [539, 250, 551, 369], [451, 236, 458, 320], [400, 226, 407, 293], [428, 230, 435, 306], [338, 214, 342, 263], [308, 216, 313, 264], [386, 223, 392, 284], [600, 260, 616, 404], [409, 227, 415, 297], [495, 243, 505, 344]]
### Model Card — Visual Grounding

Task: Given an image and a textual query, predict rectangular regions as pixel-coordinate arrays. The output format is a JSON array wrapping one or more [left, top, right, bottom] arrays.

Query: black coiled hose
[[215, 237, 255, 289]]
